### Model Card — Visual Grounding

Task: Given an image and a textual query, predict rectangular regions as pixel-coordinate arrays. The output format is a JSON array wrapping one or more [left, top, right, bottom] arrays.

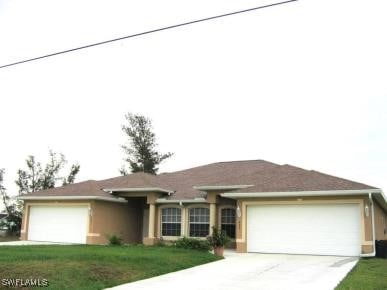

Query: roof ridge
[[98, 171, 157, 183], [215, 159, 281, 166], [160, 159, 280, 175]]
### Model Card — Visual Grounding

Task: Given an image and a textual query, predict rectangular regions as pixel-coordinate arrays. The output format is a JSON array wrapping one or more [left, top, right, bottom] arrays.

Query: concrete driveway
[[107, 251, 358, 290], [0, 240, 68, 246]]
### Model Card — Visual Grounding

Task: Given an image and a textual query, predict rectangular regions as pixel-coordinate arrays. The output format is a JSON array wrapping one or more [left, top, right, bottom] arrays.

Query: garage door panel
[[247, 204, 361, 256], [28, 206, 89, 244]]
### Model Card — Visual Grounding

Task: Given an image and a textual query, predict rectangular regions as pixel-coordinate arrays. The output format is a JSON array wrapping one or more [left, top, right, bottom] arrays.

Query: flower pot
[[214, 246, 224, 257]]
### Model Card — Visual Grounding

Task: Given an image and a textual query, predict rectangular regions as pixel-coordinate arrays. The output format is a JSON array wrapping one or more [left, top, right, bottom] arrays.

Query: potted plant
[[207, 226, 231, 257]]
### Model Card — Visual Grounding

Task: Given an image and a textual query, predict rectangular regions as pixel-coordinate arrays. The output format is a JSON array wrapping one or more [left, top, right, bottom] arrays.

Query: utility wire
[[0, 0, 297, 69]]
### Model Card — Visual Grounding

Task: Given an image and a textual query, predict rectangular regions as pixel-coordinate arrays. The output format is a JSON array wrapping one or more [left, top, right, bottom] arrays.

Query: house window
[[221, 208, 236, 238], [161, 208, 181, 236], [189, 207, 210, 237]]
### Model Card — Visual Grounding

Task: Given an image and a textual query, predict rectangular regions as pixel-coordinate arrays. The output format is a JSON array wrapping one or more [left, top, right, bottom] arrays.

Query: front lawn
[[336, 258, 387, 290], [0, 245, 220, 290]]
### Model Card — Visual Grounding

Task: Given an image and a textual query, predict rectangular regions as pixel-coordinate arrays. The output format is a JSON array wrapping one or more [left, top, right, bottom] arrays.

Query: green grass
[[336, 258, 387, 290], [0, 245, 220, 290]]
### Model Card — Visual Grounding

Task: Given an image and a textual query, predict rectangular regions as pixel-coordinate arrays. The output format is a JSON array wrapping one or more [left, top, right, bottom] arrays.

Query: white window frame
[[160, 207, 182, 237], [188, 207, 210, 237], [220, 207, 236, 239]]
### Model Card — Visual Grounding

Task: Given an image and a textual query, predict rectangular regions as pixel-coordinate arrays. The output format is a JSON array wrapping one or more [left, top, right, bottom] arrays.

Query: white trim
[[87, 233, 101, 237], [221, 189, 385, 199], [193, 185, 254, 191], [158, 204, 185, 238], [160, 207, 183, 238], [188, 206, 210, 238], [17, 195, 127, 203], [103, 187, 172, 193], [156, 198, 206, 204]]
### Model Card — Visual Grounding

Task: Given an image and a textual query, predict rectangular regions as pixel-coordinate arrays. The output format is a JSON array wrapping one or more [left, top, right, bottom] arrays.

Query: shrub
[[107, 234, 123, 246], [207, 227, 231, 248], [175, 237, 212, 251], [155, 237, 166, 247]]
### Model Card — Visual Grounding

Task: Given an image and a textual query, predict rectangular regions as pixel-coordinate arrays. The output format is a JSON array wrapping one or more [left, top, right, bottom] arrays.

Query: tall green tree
[[0, 168, 10, 214], [0, 169, 22, 233], [16, 150, 80, 194], [0, 151, 80, 234], [120, 113, 173, 175]]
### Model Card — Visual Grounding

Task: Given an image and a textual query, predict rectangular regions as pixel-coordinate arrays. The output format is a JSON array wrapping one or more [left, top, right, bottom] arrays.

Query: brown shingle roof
[[22, 160, 378, 199], [24, 180, 107, 197]]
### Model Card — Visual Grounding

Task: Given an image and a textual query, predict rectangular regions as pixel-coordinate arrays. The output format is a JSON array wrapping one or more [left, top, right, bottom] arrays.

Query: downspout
[[360, 192, 376, 257]]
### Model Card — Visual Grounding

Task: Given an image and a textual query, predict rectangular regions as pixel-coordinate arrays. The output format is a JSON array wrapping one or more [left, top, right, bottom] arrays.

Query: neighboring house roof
[[20, 160, 380, 200]]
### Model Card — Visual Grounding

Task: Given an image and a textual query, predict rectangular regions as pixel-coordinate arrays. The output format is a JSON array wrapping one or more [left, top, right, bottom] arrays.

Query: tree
[[120, 113, 173, 175], [0, 169, 22, 233], [16, 150, 80, 195], [0, 169, 10, 214], [1, 151, 80, 235], [63, 164, 81, 185]]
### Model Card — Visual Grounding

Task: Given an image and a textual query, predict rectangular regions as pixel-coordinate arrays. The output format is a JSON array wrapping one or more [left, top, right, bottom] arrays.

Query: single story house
[[19, 160, 387, 256]]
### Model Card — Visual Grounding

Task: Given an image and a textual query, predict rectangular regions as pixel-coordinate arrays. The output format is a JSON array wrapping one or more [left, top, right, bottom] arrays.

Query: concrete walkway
[[0, 240, 68, 246], [107, 251, 358, 290]]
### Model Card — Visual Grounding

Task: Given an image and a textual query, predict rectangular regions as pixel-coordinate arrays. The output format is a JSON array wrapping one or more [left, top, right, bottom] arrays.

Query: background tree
[[0, 169, 10, 214], [0, 151, 80, 234], [0, 169, 22, 233], [16, 150, 80, 194], [120, 113, 173, 175]]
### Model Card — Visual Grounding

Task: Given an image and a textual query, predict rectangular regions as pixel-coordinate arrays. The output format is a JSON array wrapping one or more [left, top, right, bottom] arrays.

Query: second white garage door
[[28, 206, 89, 244], [247, 203, 361, 256]]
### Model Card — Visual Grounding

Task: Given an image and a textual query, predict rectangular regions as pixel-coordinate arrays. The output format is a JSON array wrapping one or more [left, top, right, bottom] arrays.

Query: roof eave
[[221, 188, 384, 199], [193, 185, 254, 191], [17, 195, 128, 203], [156, 198, 206, 204], [103, 187, 172, 194]]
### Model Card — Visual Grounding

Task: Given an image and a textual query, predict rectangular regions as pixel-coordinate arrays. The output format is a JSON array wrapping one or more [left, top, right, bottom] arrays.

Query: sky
[[0, 0, 386, 211]]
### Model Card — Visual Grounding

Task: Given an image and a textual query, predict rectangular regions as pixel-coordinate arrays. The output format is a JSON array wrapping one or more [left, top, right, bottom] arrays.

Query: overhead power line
[[0, 0, 297, 69]]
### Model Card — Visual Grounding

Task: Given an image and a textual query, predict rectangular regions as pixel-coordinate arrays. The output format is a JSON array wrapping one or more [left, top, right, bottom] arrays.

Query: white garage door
[[247, 204, 361, 256], [28, 206, 89, 244]]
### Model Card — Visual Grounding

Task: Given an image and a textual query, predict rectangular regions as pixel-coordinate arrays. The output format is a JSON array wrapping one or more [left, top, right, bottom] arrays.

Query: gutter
[[103, 187, 173, 194], [221, 189, 384, 198], [193, 185, 254, 191], [17, 195, 128, 203], [156, 198, 206, 204], [360, 192, 376, 257]]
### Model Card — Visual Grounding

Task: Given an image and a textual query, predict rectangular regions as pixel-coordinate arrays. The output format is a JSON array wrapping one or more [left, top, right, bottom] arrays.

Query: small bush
[[107, 234, 123, 246], [155, 237, 166, 247], [207, 227, 231, 248], [175, 237, 212, 251]]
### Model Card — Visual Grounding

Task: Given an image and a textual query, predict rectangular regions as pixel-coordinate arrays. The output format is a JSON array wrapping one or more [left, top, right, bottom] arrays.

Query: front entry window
[[161, 208, 181, 236], [189, 208, 209, 237], [221, 208, 236, 238]]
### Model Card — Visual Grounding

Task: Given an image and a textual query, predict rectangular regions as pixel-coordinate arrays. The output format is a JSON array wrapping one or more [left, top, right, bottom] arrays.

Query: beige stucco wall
[[87, 199, 142, 244], [374, 201, 387, 240], [20, 194, 387, 254]]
